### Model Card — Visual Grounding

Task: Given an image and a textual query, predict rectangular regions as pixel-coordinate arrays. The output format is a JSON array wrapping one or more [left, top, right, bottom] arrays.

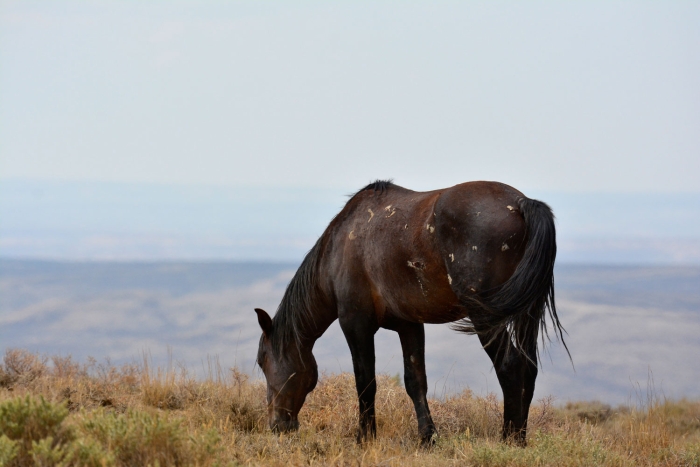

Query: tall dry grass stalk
[[0, 348, 698, 466]]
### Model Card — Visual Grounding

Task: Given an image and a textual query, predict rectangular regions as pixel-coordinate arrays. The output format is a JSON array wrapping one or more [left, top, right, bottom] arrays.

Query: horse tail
[[453, 197, 569, 362]]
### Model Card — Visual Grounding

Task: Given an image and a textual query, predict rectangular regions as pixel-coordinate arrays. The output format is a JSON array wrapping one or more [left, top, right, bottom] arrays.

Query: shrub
[[79, 408, 220, 467], [0, 395, 74, 466], [0, 435, 19, 466], [0, 350, 47, 389], [678, 442, 700, 467]]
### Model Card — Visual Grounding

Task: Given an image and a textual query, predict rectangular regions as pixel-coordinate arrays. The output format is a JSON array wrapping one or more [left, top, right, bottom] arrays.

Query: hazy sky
[[2, 1, 699, 193]]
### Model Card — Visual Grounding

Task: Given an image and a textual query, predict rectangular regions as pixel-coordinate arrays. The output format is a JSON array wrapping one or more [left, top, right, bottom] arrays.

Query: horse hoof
[[503, 432, 527, 447], [356, 430, 376, 444], [420, 430, 438, 447]]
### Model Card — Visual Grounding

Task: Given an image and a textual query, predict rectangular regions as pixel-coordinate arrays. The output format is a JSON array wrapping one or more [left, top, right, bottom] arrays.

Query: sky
[[1, 1, 699, 192], [1, 1, 699, 262]]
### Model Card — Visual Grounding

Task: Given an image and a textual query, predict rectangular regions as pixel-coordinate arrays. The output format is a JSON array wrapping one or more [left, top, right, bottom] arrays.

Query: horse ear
[[255, 308, 272, 337]]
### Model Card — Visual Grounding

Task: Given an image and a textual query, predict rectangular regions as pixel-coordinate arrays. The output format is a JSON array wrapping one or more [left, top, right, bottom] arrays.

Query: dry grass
[[1, 348, 699, 466]]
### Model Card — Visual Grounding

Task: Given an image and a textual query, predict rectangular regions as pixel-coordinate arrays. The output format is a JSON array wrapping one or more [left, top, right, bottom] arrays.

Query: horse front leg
[[339, 313, 378, 443], [393, 320, 436, 445]]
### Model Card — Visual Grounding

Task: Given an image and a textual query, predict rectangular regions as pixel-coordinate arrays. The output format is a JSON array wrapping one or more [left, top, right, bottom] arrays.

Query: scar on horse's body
[[254, 180, 567, 446]]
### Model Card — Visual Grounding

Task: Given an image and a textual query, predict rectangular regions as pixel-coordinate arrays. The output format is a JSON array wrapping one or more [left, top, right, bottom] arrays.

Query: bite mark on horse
[[367, 209, 374, 222], [349, 231, 356, 240], [501, 243, 510, 251], [384, 205, 396, 218]]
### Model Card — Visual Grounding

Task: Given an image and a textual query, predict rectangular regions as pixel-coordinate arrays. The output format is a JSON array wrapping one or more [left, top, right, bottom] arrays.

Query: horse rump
[[451, 196, 568, 362]]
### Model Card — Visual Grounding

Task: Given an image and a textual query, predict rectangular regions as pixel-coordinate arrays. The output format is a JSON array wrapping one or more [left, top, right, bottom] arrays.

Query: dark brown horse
[[255, 180, 566, 446]]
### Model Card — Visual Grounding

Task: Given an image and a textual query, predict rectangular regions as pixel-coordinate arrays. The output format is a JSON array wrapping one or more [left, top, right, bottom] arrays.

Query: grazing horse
[[255, 180, 565, 446]]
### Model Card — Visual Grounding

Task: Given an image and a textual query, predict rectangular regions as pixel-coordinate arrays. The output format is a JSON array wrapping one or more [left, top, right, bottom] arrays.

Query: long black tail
[[452, 197, 569, 362]]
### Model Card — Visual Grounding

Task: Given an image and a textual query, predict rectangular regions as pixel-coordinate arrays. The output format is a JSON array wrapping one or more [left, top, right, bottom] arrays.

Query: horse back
[[323, 181, 528, 326]]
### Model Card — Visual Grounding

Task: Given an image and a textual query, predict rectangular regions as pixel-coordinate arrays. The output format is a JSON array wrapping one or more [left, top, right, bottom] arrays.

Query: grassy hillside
[[0, 349, 698, 466]]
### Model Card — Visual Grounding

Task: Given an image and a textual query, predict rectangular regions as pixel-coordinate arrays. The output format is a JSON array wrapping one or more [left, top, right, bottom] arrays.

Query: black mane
[[270, 179, 395, 357], [352, 179, 395, 197], [270, 236, 325, 357]]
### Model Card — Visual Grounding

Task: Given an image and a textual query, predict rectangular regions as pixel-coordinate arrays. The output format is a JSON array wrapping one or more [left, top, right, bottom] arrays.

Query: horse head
[[255, 308, 318, 432]]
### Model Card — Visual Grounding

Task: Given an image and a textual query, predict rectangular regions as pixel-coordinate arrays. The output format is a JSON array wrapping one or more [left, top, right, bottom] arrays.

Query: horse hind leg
[[519, 323, 538, 443], [474, 320, 537, 446]]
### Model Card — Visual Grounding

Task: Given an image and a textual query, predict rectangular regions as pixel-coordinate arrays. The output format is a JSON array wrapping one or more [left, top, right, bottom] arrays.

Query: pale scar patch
[[384, 205, 396, 218], [472, 245, 478, 251], [447, 274, 452, 284], [367, 209, 374, 222], [449, 253, 454, 262], [507, 205, 514, 211], [501, 243, 510, 251], [349, 230, 356, 240], [425, 224, 435, 233]]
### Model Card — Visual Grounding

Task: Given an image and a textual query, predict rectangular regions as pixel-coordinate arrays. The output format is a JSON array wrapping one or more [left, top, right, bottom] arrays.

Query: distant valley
[[1, 260, 699, 404]]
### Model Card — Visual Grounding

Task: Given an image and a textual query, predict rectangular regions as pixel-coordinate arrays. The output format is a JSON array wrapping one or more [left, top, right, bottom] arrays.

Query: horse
[[254, 180, 566, 446]]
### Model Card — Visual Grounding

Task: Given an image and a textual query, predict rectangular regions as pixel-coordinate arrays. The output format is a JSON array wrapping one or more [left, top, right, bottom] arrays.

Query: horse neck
[[272, 280, 337, 359], [275, 236, 338, 349], [279, 295, 336, 352]]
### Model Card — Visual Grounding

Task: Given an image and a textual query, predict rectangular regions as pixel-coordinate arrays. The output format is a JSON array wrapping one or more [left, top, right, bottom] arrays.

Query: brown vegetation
[[0, 348, 698, 466]]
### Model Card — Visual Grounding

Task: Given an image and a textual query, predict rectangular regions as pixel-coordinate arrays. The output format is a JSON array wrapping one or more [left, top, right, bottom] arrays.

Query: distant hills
[[1, 259, 699, 403]]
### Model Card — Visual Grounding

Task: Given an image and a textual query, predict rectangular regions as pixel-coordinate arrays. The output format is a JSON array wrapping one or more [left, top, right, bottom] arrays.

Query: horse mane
[[270, 235, 326, 357], [269, 179, 397, 357], [352, 179, 395, 197]]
